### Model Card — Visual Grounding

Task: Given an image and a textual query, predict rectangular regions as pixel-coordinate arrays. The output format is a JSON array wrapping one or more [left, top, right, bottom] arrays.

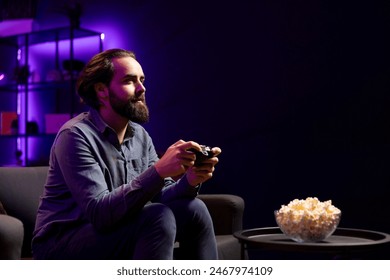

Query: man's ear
[[94, 82, 108, 100]]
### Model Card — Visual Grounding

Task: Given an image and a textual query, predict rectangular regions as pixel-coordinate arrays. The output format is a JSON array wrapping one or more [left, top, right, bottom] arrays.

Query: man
[[32, 49, 221, 259]]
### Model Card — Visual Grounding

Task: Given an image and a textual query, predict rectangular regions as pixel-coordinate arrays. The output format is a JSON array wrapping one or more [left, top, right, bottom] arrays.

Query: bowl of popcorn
[[274, 197, 341, 243]]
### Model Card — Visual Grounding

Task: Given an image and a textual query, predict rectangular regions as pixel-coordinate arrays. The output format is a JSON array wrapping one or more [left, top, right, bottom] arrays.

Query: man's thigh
[[33, 203, 175, 259]]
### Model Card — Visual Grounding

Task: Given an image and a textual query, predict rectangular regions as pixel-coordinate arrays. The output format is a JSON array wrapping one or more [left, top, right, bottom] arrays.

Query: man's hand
[[154, 140, 201, 178], [185, 147, 221, 186]]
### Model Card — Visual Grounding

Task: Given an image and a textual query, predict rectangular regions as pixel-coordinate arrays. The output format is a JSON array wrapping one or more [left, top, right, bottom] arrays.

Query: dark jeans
[[32, 198, 217, 260]]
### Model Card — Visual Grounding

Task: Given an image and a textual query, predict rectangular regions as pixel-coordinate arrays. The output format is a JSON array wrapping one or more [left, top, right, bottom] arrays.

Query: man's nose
[[136, 81, 146, 93]]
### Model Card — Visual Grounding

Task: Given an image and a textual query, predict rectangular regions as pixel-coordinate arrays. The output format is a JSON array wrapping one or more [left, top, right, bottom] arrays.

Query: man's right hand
[[154, 140, 202, 178]]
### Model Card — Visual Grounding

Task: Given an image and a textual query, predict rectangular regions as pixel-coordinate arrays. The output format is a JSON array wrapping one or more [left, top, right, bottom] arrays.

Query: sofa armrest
[[0, 214, 24, 259], [0, 166, 48, 258], [198, 194, 244, 235]]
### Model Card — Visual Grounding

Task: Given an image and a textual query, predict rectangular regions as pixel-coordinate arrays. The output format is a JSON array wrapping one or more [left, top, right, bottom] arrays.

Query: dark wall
[[32, 0, 390, 235]]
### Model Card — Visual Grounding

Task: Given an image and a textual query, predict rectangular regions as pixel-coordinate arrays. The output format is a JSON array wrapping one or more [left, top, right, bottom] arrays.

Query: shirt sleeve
[[152, 176, 201, 203]]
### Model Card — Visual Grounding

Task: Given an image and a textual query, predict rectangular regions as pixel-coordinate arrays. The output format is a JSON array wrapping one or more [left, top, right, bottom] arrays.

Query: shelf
[[0, 26, 102, 47], [0, 133, 56, 138], [0, 25, 102, 166], [0, 80, 75, 92]]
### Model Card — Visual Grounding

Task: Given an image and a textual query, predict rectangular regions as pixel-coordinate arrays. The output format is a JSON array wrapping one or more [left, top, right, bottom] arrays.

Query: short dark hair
[[77, 48, 136, 109]]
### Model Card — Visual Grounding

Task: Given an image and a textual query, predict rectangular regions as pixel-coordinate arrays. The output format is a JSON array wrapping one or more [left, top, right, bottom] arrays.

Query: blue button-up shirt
[[33, 109, 198, 241]]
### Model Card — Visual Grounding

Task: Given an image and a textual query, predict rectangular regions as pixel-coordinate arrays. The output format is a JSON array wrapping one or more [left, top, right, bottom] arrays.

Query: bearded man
[[32, 49, 221, 260]]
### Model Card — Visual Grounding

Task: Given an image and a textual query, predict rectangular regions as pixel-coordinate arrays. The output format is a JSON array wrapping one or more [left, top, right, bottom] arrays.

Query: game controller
[[189, 145, 216, 165]]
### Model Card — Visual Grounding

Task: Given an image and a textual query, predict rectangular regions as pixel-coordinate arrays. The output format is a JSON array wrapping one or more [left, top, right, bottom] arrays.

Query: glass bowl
[[274, 210, 341, 243]]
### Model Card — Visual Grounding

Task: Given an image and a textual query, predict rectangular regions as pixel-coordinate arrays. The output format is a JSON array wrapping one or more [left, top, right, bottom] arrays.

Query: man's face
[[108, 56, 149, 123]]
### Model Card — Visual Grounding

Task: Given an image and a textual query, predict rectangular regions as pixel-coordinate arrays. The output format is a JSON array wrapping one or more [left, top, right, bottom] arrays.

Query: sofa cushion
[[215, 234, 243, 260]]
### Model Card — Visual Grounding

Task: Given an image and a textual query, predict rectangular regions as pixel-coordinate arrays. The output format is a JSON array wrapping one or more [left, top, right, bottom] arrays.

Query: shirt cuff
[[176, 175, 201, 197]]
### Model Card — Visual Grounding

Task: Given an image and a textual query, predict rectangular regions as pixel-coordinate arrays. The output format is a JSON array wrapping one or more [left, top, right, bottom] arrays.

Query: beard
[[109, 90, 149, 124]]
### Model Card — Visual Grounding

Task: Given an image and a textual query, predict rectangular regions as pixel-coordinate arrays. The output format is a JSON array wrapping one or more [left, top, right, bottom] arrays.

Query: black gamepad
[[189, 145, 216, 165]]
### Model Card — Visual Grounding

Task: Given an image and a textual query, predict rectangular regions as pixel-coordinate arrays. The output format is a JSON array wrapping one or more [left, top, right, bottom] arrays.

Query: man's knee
[[169, 198, 213, 227], [139, 203, 176, 236], [188, 198, 212, 219]]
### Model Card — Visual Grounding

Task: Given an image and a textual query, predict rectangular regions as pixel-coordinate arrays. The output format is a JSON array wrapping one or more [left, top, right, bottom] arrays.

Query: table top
[[234, 227, 390, 254]]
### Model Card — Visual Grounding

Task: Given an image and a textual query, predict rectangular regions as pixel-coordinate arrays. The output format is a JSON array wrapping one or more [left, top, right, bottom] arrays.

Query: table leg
[[240, 242, 246, 260]]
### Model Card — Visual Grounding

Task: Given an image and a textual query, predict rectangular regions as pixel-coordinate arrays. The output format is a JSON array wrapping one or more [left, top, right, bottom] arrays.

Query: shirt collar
[[88, 108, 135, 141]]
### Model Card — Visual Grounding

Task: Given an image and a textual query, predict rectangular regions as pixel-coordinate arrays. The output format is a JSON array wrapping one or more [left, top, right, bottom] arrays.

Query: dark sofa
[[0, 166, 244, 260]]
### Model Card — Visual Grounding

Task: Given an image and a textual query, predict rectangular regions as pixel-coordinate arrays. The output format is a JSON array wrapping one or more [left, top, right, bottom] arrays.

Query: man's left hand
[[186, 147, 221, 186]]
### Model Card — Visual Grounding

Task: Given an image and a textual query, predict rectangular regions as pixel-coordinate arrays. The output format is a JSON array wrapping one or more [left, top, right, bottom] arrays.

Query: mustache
[[131, 96, 145, 103]]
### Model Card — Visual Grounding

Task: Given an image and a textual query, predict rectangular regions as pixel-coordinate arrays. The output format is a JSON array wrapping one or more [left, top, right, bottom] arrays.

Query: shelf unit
[[0, 26, 103, 166]]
